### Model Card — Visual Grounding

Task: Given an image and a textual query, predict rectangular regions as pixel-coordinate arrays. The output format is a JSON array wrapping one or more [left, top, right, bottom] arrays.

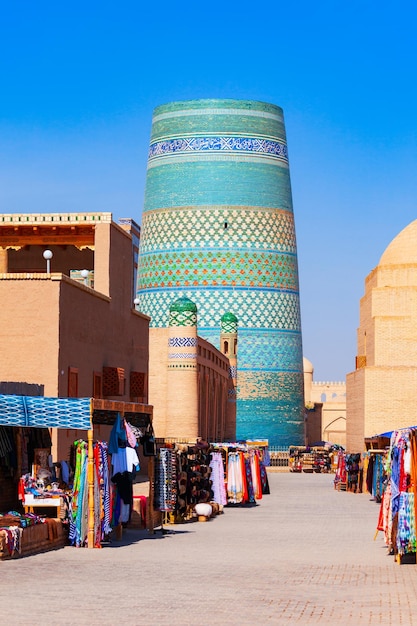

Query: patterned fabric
[[244, 455, 255, 504], [69, 440, 112, 547], [100, 443, 112, 537], [69, 440, 88, 546], [209, 452, 227, 506], [124, 422, 137, 449], [397, 492, 416, 555], [2, 526, 23, 555], [382, 482, 392, 548], [380, 428, 417, 557], [391, 433, 404, 516], [227, 452, 244, 504], [259, 461, 270, 495], [250, 450, 263, 500]]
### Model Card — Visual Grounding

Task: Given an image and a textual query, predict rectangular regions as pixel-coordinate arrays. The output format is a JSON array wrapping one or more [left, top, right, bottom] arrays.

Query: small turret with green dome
[[221, 312, 238, 335], [169, 296, 198, 327]]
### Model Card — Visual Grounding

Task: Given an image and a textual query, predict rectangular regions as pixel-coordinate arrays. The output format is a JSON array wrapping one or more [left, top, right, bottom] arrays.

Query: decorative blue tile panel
[[148, 136, 288, 164]]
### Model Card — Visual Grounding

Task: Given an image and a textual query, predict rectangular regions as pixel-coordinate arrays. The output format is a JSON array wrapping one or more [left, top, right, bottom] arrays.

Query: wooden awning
[[92, 398, 153, 427]]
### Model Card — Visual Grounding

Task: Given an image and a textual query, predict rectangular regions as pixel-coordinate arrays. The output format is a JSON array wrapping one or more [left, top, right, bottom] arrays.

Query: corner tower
[[220, 312, 238, 440], [137, 99, 304, 445], [166, 296, 198, 440]]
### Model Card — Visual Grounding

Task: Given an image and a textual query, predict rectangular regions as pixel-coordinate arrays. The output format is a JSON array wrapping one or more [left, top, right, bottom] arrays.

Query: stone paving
[[1, 471, 417, 625]]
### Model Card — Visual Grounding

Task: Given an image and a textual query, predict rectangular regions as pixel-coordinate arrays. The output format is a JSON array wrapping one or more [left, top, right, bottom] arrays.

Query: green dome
[[221, 311, 238, 334], [169, 296, 198, 327], [221, 312, 238, 323], [169, 296, 197, 313]]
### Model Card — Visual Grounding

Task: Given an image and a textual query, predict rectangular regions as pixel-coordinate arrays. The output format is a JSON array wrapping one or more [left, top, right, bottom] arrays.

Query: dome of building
[[303, 357, 314, 374], [221, 311, 238, 334], [169, 296, 198, 314], [379, 219, 417, 266], [169, 296, 197, 327], [221, 311, 238, 323]]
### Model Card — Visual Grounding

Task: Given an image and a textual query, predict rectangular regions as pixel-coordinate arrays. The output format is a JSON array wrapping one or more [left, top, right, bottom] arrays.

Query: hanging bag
[[141, 424, 156, 457]]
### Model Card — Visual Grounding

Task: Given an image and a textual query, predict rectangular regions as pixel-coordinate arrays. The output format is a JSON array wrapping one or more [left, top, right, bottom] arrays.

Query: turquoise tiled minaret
[[137, 99, 304, 446]]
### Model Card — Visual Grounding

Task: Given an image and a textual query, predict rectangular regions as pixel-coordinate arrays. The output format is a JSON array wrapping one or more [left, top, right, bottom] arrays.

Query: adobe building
[[0, 211, 236, 462], [0, 212, 151, 460], [303, 357, 346, 448], [346, 219, 417, 451], [148, 297, 237, 442]]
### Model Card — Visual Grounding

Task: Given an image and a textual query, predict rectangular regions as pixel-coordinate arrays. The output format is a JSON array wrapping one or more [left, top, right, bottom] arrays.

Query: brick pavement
[[1, 472, 416, 625]]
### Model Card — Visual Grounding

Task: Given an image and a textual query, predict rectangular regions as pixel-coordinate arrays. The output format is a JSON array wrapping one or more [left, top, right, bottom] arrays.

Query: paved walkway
[[1, 472, 417, 625]]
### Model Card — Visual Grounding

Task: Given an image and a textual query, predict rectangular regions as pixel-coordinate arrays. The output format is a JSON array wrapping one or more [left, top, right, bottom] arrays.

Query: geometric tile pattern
[[138, 247, 298, 292], [138, 288, 301, 330], [139, 206, 297, 254], [168, 337, 198, 347], [167, 352, 197, 360], [167, 329, 198, 370], [222, 319, 237, 335], [139, 249, 298, 291], [168, 308, 197, 327], [148, 136, 288, 165]]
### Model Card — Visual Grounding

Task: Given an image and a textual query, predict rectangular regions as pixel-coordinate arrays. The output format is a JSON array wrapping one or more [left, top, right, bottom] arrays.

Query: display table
[[0, 519, 67, 560], [23, 494, 63, 517]]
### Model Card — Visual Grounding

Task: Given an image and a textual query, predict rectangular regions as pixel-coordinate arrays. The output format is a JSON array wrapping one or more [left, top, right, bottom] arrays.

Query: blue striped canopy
[[0, 395, 91, 430]]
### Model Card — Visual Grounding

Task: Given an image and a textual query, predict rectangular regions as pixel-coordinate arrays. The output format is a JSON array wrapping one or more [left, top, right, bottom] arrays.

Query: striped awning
[[0, 395, 91, 429]]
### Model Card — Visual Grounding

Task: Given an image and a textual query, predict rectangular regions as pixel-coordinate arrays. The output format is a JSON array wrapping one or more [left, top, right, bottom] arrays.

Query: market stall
[[375, 427, 417, 564], [290, 445, 337, 473], [0, 395, 91, 559], [0, 395, 154, 557], [152, 439, 270, 526]]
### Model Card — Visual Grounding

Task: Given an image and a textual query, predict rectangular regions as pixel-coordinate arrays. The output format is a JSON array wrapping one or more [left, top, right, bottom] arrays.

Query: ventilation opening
[[224, 221, 228, 230]]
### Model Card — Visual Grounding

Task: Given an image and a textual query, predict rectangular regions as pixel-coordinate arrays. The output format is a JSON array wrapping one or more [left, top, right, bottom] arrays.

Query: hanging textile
[[69, 440, 112, 547], [334, 451, 346, 489], [376, 428, 417, 559], [259, 459, 270, 495], [250, 449, 263, 500], [227, 451, 244, 504], [397, 492, 416, 555], [243, 454, 255, 504], [94, 441, 112, 546], [209, 452, 227, 506], [69, 440, 88, 546], [109, 415, 140, 526]]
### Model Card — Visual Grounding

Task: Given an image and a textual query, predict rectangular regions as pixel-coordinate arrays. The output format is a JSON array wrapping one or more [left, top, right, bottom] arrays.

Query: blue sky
[[1, 1, 417, 381]]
